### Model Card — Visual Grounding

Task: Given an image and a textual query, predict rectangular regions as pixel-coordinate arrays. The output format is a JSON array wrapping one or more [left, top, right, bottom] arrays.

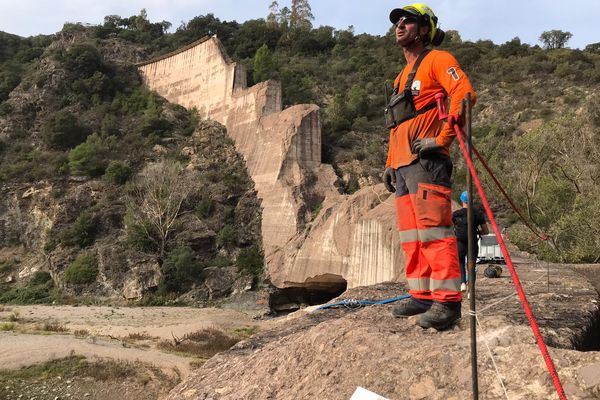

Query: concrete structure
[[138, 36, 404, 289]]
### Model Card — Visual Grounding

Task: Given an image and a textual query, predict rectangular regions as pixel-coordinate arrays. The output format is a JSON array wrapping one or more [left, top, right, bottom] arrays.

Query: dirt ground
[[0, 305, 267, 400]]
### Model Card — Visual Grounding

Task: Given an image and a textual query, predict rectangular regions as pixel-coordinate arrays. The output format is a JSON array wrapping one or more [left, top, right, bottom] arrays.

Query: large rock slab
[[166, 260, 600, 400]]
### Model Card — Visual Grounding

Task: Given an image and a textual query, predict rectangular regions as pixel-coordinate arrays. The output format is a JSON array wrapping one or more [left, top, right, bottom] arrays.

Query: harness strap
[[393, 48, 432, 94], [404, 48, 431, 91]]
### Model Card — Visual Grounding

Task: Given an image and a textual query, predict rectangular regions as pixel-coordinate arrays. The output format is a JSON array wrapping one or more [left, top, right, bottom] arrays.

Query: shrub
[[62, 43, 104, 77], [236, 246, 264, 277], [42, 110, 91, 150], [159, 246, 203, 294], [68, 133, 108, 177], [157, 327, 238, 358], [196, 196, 215, 218], [59, 209, 98, 248], [30, 271, 52, 285], [0, 259, 18, 273], [124, 205, 157, 252], [0, 279, 56, 304], [64, 254, 98, 285], [216, 225, 237, 248], [104, 160, 132, 185]]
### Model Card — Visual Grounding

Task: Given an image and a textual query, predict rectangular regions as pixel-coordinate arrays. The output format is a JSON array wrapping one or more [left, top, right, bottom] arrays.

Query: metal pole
[[465, 93, 479, 400], [547, 261, 550, 293]]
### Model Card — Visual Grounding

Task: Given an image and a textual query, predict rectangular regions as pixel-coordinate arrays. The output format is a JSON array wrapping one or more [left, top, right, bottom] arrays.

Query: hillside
[[0, 25, 262, 304], [1, 10, 600, 304]]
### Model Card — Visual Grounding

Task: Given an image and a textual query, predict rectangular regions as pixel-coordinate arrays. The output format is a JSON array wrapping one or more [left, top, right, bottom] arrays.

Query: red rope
[[451, 119, 567, 400]]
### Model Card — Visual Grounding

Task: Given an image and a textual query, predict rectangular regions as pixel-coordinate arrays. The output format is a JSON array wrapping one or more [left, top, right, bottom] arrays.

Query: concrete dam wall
[[138, 35, 404, 289]]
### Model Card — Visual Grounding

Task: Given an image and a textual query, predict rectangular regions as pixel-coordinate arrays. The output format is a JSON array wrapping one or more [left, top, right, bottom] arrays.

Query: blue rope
[[315, 294, 410, 310]]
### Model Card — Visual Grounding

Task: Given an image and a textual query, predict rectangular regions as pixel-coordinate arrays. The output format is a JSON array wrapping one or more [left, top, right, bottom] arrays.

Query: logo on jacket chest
[[411, 80, 421, 96]]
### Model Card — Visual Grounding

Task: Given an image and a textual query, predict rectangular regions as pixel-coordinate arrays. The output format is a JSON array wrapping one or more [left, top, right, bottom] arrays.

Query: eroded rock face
[[166, 261, 600, 400], [138, 36, 404, 290], [268, 184, 404, 289]]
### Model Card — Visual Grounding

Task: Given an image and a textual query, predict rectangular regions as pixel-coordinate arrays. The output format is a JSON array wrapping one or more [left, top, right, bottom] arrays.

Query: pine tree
[[253, 44, 275, 83]]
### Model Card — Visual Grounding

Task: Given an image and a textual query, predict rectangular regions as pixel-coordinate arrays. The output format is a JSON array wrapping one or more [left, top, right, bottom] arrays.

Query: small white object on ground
[[349, 387, 389, 400]]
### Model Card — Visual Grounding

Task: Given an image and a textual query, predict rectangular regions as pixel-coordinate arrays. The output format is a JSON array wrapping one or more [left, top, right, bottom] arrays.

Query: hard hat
[[460, 191, 468, 204], [389, 3, 445, 46]]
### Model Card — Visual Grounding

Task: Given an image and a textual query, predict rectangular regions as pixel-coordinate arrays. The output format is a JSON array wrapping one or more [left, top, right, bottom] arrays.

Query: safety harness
[[384, 49, 438, 129]]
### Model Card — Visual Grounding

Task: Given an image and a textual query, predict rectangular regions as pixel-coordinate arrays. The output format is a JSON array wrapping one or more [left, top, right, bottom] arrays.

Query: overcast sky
[[1, 0, 598, 49]]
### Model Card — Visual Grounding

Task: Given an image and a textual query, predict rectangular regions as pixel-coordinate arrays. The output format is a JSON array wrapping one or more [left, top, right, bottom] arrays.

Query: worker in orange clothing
[[382, 3, 476, 330]]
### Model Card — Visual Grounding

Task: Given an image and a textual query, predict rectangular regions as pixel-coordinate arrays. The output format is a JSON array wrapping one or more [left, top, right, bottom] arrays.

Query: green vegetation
[[0, 355, 153, 382], [0, 259, 18, 273], [68, 133, 109, 177], [159, 246, 204, 294], [237, 246, 264, 277], [104, 160, 132, 184], [0, 271, 57, 304], [59, 209, 99, 248], [64, 254, 98, 285]]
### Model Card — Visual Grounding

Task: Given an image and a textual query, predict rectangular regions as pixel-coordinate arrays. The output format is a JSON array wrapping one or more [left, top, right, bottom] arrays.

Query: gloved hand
[[382, 167, 396, 193], [411, 137, 442, 157]]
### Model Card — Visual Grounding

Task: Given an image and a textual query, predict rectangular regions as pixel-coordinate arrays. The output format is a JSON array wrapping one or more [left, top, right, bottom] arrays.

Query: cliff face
[[267, 185, 404, 289], [138, 36, 404, 289]]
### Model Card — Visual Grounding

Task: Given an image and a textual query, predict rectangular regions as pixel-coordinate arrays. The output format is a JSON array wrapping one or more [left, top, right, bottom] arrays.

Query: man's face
[[394, 15, 425, 47]]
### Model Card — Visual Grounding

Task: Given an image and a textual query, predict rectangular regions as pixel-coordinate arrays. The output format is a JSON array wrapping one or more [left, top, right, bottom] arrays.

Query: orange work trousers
[[394, 154, 461, 303]]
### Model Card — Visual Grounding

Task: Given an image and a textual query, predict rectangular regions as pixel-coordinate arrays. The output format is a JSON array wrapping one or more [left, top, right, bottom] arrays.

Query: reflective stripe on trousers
[[394, 155, 461, 303]]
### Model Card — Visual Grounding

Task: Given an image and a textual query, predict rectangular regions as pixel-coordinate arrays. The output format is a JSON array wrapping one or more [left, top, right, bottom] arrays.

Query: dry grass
[[158, 327, 239, 358], [232, 325, 259, 339], [73, 329, 89, 337], [7, 312, 19, 322], [39, 322, 68, 332], [126, 332, 155, 341], [0, 322, 16, 331]]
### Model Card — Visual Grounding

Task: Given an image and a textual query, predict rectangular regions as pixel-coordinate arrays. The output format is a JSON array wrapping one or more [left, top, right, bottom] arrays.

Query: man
[[453, 191, 489, 292], [382, 3, 476, 330]]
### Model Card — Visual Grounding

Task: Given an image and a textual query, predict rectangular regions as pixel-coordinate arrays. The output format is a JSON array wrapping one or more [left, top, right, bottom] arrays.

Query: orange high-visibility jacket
[[385, 49, 476, 169]]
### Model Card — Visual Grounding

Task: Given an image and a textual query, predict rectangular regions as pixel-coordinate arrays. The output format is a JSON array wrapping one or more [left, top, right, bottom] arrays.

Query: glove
[[382, 167, 396, 193], [411, 137, 442, 157]]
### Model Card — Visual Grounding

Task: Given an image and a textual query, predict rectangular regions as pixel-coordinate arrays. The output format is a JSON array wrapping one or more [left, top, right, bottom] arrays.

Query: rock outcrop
[[138, 36, 403, 290], [166, 259, 600, 400]]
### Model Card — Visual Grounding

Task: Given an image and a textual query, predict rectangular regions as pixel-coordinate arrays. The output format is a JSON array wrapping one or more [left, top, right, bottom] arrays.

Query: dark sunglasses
[[394, 16, 419, 27]]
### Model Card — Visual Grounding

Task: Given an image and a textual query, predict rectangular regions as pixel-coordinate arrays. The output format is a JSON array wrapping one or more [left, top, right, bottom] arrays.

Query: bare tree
[[130, 161, 195, 259]]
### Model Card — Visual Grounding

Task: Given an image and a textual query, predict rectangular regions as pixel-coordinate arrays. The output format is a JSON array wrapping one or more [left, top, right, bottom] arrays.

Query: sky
[[0, 0, 598, 49]]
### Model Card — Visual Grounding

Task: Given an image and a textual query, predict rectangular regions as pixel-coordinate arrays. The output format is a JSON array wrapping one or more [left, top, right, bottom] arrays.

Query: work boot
[[417, 301, 461, 330], [391, 297, 432, 317]]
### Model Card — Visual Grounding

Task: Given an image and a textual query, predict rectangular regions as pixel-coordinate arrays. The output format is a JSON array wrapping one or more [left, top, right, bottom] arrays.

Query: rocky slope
[[167, 259, 600, 400]]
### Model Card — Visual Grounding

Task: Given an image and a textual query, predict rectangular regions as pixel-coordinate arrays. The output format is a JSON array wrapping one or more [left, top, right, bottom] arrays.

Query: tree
[[539, 30, 572, 50], [253, 44, 275, 83], [278, 6, 291, 28], [128, 161, 195, 260], [291, 0, 314, 30], [585, 42, 600, 54], [267, 1, 279, 26]]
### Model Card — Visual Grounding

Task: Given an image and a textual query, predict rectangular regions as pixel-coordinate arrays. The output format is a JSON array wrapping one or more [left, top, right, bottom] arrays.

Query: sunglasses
[[395, 16, 419, 27]]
